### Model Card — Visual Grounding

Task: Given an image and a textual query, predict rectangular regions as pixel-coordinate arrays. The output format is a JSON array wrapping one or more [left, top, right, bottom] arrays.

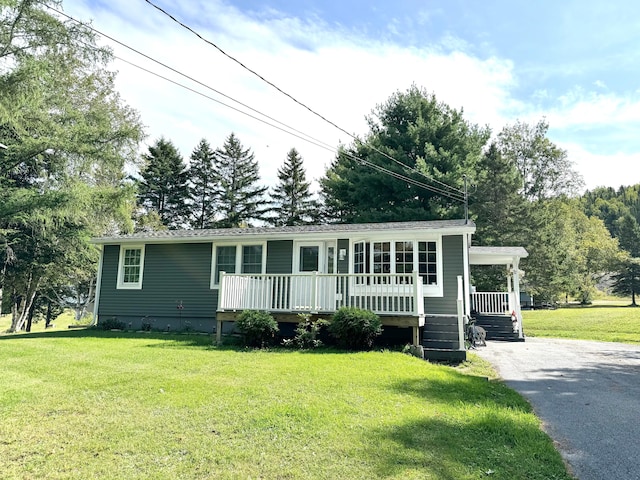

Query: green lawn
[[523, 303, 640, 343], [0, 329, 570, 479]]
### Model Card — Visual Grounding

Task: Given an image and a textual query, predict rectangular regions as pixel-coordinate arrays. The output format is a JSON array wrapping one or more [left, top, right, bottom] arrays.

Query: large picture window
[[117, 245, 145, 289], [352, 239, 441, 292]]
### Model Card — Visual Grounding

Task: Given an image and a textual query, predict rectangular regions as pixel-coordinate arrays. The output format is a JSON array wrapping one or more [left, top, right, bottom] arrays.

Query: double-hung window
[[211, 243, 265, 287], [117, 245, 145, 289]]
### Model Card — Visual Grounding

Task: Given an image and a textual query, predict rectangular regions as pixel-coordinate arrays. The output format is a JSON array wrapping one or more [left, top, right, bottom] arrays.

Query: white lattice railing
[[471, 292, 515, 315], [219, 271, 425, 316]]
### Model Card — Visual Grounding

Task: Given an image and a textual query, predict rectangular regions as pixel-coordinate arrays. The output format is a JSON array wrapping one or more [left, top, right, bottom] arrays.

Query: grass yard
[[524, 303, 640, 343], [0, 329, 570, 480]]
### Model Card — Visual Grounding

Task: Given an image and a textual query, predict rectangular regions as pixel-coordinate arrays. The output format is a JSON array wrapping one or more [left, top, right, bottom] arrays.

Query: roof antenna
[[463, 174, 469, 224]]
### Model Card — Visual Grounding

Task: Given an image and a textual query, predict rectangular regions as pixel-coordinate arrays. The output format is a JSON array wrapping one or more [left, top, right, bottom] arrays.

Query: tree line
[[135, 135, 319, 230], [1, 1, 638, 333]]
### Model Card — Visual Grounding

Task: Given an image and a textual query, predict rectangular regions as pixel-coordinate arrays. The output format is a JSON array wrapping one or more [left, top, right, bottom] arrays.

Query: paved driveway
[[474, 337, 640, 480]]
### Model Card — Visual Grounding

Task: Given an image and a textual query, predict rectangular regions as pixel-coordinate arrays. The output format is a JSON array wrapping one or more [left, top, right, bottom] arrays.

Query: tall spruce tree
[[188, 139, 217, 229], [214, 133, 268, 228], [269, 148, 318, 226], [137, 138, 190, 229]]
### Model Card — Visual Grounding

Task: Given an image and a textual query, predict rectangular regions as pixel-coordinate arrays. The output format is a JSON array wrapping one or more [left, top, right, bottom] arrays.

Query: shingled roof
[[92, 219, 475, 244]]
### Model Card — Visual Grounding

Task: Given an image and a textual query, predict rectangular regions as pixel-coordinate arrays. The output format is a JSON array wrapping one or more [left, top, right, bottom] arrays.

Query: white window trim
[[348, 237, 443, 297], [210, 241, 267, 289], [116, 244, 145, 290]]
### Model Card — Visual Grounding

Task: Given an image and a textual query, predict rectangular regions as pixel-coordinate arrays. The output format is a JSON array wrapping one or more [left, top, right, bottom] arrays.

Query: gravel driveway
[[474, 337, 640, 480]]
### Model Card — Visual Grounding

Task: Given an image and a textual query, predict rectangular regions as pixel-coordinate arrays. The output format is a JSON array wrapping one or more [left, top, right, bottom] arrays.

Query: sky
[[65, 0, 640, 193]]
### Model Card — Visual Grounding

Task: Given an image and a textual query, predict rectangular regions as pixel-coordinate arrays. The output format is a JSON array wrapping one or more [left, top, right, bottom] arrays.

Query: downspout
[[91, 245, 104, 327]]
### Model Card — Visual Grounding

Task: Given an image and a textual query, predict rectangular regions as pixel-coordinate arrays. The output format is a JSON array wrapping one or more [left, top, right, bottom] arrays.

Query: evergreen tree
[[471, 142, 528, 246], [469, 142, 529, 292], [214, 133, 268, 228], [320, 86, 489, 223], [614, 214, 640, 257], [269, 148, 318, 226], [188, 139, 217, 229], [611, 257, 640, 306], [137, 138, 190, 229]]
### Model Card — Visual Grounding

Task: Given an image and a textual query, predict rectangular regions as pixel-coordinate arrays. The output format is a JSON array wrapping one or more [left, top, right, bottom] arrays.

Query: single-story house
[[91, 219, 527, 361]]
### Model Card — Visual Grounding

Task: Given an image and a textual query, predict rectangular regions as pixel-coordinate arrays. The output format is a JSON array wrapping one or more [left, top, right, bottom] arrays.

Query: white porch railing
[[218, 271, 425, 316], [470, 292, 515, 315]]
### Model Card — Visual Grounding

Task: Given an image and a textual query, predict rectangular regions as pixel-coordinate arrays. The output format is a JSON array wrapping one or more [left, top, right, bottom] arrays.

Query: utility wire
[[143, 0, 466, 198], [119, 58, 464, 202], [45, 4, 335, 152], [43, 4, 465, 203]]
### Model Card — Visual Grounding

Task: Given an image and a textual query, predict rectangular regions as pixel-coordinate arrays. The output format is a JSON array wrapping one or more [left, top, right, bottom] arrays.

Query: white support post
[[512, 258, 524, 339], [456, 275, 465, 350], [311, 271, 318, 313], [463, 233, 472, 317], [91, 245, 104, 327], [413, 270, 420, 316]]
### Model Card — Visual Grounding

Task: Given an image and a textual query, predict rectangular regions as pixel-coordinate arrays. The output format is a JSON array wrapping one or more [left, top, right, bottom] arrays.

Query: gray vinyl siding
[[98, 243, 217, 331], [337, 239, 349, 274], [266, 240, 293, 274], [425, 235, 464, 315]]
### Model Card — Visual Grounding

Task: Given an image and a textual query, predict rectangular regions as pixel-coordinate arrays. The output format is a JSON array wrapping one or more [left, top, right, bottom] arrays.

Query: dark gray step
[[423, 348, 466, 362], [423, 322, 459, 333], [425, 330, 460, 341], [423, 339, 459, 350]]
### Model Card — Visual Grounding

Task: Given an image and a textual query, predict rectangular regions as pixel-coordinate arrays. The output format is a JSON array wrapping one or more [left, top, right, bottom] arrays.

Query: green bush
[[98, 317, 125, 330], [282, 313, 328, 349], [236, 310, 279, 347], [328, 307, 382, 350]]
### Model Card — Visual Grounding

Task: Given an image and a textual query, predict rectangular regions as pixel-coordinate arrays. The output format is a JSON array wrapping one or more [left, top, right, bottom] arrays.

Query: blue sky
[[68, 0, 640, 191]]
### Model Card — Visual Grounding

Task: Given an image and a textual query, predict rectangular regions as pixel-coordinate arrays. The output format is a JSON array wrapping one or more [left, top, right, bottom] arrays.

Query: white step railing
[[219, 271, 425, 316], [471, 292, 514, 315]]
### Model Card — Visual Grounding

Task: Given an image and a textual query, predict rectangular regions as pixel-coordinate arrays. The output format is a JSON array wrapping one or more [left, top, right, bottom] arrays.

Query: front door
[[292, 242, 336, 310]]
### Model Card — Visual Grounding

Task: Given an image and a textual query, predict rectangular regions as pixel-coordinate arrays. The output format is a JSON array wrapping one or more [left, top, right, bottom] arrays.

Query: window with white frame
[[211, 243, 265, 287], [214, 245, 236, 283], [352, 239, 441, 292], [117, 245, 145, 289], [418, 241, 438, 285]]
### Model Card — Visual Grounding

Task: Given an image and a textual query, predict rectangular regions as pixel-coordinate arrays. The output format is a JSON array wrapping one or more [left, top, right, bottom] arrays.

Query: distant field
[[524, 302, 640, 343], [0, 311, 83, 335]]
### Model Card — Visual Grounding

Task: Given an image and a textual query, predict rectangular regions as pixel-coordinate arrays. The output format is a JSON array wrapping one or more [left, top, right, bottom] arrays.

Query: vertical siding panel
[[266, 240, 293, 274], [98, 243, 217, 330], [425, 235, 464, 315]]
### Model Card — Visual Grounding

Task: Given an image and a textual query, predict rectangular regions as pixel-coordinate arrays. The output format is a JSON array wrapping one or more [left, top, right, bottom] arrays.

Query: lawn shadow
[[366, 414, 569, 479], [0, 328, 216, 348]]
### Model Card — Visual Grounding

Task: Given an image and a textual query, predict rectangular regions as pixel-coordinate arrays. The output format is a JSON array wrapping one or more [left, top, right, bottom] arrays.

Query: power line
[[143, 0, 466, 198], [44, 4, 335, 153], [43, 3, 465, 203], [118, 57, 464, 201]]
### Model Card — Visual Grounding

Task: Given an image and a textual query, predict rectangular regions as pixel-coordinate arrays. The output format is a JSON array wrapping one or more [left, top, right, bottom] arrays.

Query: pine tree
[[188, 139, 217, 229], [214, 133, 268, 228], [611, 257, 640, 306], [269, 148, 318, 226], [137, 138, 190, 229]]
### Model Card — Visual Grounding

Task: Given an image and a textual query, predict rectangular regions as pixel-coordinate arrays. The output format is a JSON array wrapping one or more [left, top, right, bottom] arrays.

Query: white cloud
[[558, 142, 640, 190], [66, 0, 638, 193]]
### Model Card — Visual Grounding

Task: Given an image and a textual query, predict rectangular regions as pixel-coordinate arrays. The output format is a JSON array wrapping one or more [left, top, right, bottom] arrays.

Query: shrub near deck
[[0, 331, 570, 480]]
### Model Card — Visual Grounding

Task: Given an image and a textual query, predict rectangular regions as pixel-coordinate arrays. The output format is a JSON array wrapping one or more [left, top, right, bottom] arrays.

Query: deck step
[[474, 314, 524, 342], [423, 348, 466, 362]]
